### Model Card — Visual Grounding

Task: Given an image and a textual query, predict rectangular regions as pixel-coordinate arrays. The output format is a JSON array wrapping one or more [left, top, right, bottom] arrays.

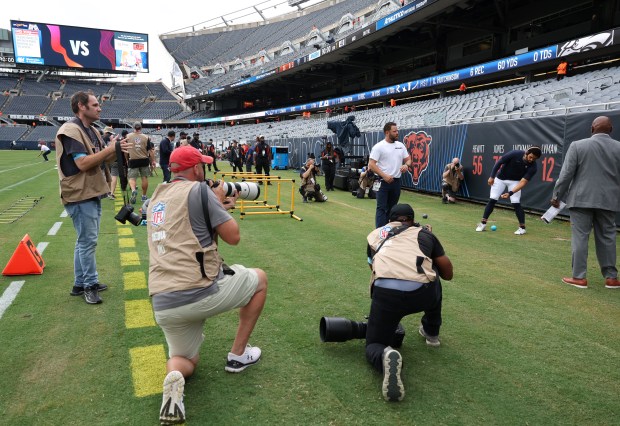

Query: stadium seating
[[0, 76, 19, 93], [99, 100, 142, 120], [62, 80, 114, 97], [19, 79, 61, 97], [131, 101, 188, 120], [111, 84, 152, 100], [0, 125, 29, 142], [47, 98, 73, 117], [177, 0, 379, 93], [1, 96, 51, 116], [175, 65, 620, 143], [21, 125, 59, 142]]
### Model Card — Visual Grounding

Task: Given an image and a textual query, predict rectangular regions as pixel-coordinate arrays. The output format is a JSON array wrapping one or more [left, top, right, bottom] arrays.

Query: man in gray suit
[[551, 116, 620, 289]]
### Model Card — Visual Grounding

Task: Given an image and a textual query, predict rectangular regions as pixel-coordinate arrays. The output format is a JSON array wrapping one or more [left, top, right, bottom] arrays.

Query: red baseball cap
[[169, 146, 213, 172]]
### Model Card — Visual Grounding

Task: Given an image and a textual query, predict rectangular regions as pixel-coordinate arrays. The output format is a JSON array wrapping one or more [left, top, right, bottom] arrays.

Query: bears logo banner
[[403, 130, 432, 185]]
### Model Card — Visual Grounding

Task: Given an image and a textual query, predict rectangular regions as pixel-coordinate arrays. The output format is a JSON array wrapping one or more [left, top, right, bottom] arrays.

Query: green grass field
[[0, 150, 618, 425]]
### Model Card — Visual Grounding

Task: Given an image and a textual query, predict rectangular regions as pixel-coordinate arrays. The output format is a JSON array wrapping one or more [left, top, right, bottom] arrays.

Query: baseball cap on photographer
[[169, 146, 213, 172], [103, 126, 114, 134], [133, 121, 142, 130], [389, 204, 414, 222]]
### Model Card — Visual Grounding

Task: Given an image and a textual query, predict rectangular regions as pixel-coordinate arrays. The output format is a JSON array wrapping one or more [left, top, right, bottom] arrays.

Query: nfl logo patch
[[151, 202, 166, 227], [379, 225, 392, 239]]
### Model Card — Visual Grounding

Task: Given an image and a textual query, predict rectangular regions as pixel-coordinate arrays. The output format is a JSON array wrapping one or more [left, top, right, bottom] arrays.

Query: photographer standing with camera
[[299, 156, 326, 202], [55, 91, 129, 304], [147, 146, 268, 425], [320, 141, 337, 191], [365, 204, 453, 402], [441, 157, 464, 204], [253, 135, 272, 183]]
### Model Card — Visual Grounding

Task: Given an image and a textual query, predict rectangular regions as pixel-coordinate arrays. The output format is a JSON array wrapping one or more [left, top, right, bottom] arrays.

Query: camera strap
[[115, 139, 128, 191], [199, 182, 214, 237], [372, 224, 410, 259]]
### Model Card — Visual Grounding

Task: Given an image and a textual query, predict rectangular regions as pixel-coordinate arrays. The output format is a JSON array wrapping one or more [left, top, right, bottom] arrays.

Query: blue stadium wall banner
[[376, 0, 439, 31]]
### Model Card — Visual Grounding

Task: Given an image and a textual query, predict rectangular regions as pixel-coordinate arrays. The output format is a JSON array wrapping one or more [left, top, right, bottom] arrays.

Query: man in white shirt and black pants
[[38, 140, 52, 161], [368, 122, 411, 228]]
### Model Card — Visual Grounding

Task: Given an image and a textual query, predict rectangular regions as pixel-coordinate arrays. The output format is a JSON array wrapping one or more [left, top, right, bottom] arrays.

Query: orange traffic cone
[[2, 234, 45, 276]]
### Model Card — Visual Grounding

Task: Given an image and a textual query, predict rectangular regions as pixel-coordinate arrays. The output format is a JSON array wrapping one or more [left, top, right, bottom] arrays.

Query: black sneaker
[[130, 190, 137, 204], [83, 287, 102, 304], [70, 283, 107, 296]]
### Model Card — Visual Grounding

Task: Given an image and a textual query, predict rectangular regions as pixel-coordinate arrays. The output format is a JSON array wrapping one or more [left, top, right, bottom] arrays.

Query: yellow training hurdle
[[215, 173, 302, 221]]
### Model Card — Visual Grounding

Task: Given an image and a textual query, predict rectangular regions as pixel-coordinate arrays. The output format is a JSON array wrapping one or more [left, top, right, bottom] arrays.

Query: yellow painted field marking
[[125, 300, 156, 329], [129, 345, 167, 397], [120, 252, 141, 266], [118, 238, 136, 248], [118, 228, 133, 236], [124, 271, 147, 290]]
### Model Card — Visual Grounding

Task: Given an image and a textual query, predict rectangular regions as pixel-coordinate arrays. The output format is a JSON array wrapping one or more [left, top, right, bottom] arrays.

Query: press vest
[[443, 164, 461, 192], [147, 180, 223, 296], [126, 132, 149, 160], [301, 168, 317, 192], [367, 222, 437, 284], [55, 121, 109, 204]]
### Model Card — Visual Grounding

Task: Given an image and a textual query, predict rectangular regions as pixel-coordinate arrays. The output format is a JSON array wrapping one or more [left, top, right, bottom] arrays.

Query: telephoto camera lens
[[319, 317, 405, 348], [222, 181, 261, 200]]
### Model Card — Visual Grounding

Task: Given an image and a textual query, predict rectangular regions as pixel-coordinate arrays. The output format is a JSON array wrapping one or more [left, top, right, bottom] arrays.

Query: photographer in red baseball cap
[[147, 146, 268, 425], [169, 145, 213, 174]]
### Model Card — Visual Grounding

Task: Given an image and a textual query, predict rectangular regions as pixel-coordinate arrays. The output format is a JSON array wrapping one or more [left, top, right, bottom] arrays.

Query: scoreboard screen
[[11, 20, 149, 73]]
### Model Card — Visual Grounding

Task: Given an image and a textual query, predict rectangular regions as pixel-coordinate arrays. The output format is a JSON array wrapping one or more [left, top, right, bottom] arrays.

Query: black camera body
[[115, 204, 142, 226], [319, 317, 405, 348]]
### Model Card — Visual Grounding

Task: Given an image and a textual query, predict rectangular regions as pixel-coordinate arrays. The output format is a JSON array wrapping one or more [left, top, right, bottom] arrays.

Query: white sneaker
[[382, 347, 404, 402], [418, 324, 441, 347], [160, 371, 185, 425], [225, 345, 261, 373], [514, 228, 527, 235], [475, 223, 487, 232]]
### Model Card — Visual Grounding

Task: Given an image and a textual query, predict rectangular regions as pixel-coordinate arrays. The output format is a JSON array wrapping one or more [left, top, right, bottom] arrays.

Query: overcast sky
[[3, 0, 322, 86]]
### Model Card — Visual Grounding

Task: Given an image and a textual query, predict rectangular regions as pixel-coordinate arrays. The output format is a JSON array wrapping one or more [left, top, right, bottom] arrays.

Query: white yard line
[[0, 243, 49, 321], [37, 242, 49, 254], [0, 162, 41, 174], [48, 222, 63, 236], [0, 169, 56, 193], [0, 281, 25, 320]]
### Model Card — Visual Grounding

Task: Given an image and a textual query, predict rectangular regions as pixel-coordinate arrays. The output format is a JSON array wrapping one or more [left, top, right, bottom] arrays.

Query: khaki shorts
[[154, 265, 259, 359], [128, 166, 151, 178]]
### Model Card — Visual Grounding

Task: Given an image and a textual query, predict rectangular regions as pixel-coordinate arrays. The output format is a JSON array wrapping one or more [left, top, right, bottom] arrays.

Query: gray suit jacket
[[553, 133, 620, 211]]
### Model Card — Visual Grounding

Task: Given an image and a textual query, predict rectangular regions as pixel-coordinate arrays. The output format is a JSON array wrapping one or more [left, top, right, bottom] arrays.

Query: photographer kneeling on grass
[[441, 157, 464, 204], [299, 155, 327, 202], [147, 146, 268, 425], [357, 166, 376, 199], [365, 204, 453, 402]]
